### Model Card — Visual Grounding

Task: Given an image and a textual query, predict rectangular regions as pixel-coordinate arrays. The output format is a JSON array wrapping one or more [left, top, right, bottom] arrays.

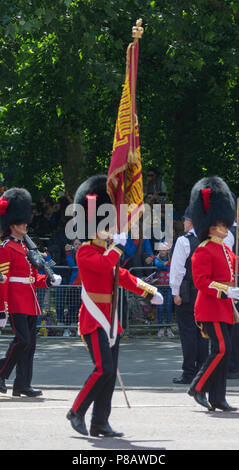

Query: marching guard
[[188, 176, 239, 411], [0, 187, 61, 397], [67, 175, 164, 437]]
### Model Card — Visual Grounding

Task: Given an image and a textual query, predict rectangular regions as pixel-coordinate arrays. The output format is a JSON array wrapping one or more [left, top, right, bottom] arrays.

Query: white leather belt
[[9, 276, 35, 284], [81, 283, 118, 348]]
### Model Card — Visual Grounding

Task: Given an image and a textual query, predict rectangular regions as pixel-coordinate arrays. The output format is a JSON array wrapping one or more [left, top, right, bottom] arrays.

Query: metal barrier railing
[[1, 265, 176, 338], [34, 283, 124, 335], [123, 267, 176, 335]]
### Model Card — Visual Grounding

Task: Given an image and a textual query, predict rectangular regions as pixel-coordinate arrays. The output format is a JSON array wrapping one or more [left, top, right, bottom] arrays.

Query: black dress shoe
[[173, 376, 192, 384], [187, 388, 211, 409], [0, 377, 7, 394], [67, 409, 88, 436], [12, 387, 43, 397], [209, 400, 238, 412], [90, 422, 124, 438]]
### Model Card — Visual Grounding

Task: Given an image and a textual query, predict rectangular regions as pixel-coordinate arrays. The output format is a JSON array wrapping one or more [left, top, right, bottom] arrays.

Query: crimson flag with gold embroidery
[[107, 38, 144, 231]]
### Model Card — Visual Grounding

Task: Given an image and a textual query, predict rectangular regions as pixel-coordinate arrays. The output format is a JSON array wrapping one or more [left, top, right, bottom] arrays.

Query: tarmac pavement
[[0, 335, 239, 453]]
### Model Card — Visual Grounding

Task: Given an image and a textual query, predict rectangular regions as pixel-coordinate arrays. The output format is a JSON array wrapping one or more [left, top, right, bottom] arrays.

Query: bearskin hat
[[0, 187, 32, 231], [74, 175, 113, 240], [189, 176, 236, 242]]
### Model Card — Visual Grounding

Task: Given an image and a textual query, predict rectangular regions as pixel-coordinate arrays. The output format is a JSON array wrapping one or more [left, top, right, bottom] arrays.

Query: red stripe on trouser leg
[[0, 343, 17, 376], [72, 331, 103, 412], [0, 314, 18, 377], [195, 322, 225, 392]]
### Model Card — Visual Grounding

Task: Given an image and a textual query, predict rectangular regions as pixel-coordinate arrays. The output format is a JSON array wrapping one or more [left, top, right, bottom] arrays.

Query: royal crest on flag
[[107, 20, 144, 231]]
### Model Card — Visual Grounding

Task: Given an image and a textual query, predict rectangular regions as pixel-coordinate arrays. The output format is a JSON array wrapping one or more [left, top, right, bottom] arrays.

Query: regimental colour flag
[[107, 27, 144, 232]]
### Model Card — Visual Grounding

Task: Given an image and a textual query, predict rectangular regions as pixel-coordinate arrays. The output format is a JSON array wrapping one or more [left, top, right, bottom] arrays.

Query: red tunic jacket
[[0, 239, 48, 316], [191, 236, 236, 324], [77, 239, 157, 335]]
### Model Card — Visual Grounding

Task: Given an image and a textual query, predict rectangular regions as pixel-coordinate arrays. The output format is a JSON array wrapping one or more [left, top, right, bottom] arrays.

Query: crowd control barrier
[[0, 265, 176, 338]]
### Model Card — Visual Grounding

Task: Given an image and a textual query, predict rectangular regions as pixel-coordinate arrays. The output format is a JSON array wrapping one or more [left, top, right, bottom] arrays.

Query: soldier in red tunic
[[0, 188, 61, 397], [187, 176, 239, 411], [67, 175, 164, 437]]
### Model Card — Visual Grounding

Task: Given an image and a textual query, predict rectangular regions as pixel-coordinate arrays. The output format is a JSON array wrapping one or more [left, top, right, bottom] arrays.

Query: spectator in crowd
[[35, 239, 53, 327], [144, 192, 179, 255], [52, 196, 70, 231], [48, 202, 61, 232], [65, 239, 81, 284], [154, 244, 174, 338], [47, 219, 71, 324], [169, 206, 209, 384], [144, 167, 167, 195], [38, 208, 54, 237], [29, 202, 44, 236], [29, 192, 73, 239], [121, 230, 155, 278], [40, 196, 53, 212], [64, 239, 82, 337], [223, 193, 237, 252]]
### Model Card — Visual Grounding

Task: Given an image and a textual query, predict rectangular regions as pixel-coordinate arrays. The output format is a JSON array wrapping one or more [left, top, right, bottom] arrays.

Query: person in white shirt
[[227, 214, 239, 378], [170, 206, 209, 384], [223, 228, 235, 251]]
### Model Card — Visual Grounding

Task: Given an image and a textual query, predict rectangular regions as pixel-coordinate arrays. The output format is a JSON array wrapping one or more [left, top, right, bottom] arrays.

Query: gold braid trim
[[104, 243, 124, 257], [208, 281, 229, 299], [136, 278, 157, 297], [0, 261, 10, 275]]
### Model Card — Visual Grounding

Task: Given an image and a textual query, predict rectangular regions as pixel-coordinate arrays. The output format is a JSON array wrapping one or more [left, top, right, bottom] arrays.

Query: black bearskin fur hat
[[189, 176, 236, 242], [74, 175, 112, 240], [0, 187, 32, 231]]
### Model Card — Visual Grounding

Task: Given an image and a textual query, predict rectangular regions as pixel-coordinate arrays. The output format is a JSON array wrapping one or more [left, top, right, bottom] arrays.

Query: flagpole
[[108, 20, 144, 409]]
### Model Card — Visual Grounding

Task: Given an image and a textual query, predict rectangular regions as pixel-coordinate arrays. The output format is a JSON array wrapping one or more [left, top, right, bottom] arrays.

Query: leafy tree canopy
[[0, 0, 238, 212]]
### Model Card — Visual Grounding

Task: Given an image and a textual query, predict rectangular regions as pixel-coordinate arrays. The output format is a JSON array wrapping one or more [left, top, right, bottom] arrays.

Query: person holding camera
[[169, 206, 209, 385]]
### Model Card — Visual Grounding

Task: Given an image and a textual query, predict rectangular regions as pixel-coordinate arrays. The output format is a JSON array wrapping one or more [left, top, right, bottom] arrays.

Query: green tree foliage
[[0, 0, 239, 211]]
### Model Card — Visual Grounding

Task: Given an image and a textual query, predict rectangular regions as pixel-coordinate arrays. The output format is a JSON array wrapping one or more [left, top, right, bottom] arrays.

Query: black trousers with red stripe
[[72, 328, 120, 426], [0, 313, 37, 389], [190, 321, 233, 405]]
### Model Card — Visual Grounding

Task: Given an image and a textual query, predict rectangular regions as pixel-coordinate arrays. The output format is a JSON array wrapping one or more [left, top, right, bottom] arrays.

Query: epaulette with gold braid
[[198, 238, 210, 248]]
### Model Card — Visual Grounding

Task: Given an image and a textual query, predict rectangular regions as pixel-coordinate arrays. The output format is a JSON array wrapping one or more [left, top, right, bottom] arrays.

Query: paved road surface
[[0, 336, 239, 452]]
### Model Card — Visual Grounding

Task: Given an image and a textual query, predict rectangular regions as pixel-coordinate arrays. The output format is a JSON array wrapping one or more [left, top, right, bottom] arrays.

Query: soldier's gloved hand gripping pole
[[23, 234, 61, 286]]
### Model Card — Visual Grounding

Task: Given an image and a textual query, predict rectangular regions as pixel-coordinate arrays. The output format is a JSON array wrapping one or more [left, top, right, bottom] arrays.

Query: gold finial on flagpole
[[132, 18, 144, 40]]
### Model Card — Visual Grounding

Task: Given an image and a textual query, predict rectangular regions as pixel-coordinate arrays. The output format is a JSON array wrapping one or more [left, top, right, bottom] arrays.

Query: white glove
[[228, 287, 239, 300], [0, 275, 7, 284], [0, 318, 7, 328], [51, 274, 62, 286], [0, 312, 7, 328], [113, 232, 127, 247], [150, 291, 164, 305]]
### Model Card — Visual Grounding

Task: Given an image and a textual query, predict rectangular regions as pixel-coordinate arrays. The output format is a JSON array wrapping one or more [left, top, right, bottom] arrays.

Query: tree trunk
[[59, 124, 86, 197], [173, 94, 198, 216]]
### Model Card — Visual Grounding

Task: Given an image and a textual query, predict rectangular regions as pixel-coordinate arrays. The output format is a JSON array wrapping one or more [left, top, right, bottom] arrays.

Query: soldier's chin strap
[[214, 226, 228, 237], [12, 224, 28, 236]]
